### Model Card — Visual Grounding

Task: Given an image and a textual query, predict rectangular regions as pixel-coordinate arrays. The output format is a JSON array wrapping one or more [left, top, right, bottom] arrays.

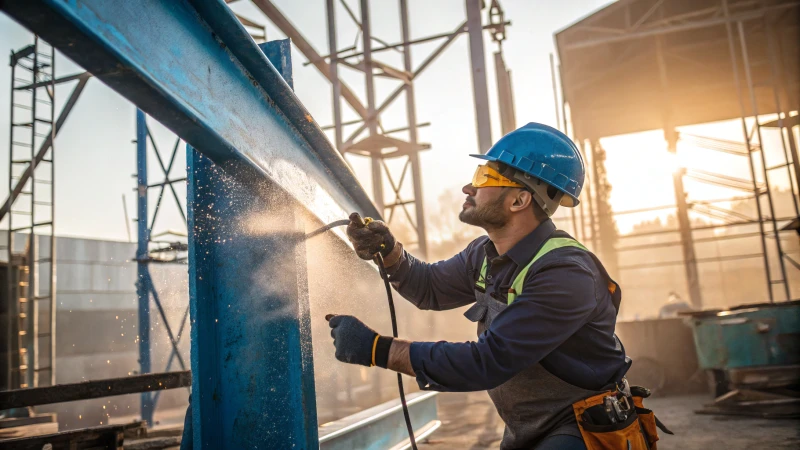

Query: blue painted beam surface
[[188, 150, 319, 448], [1, 0, 380, 223], [185, 41, 318, 448]]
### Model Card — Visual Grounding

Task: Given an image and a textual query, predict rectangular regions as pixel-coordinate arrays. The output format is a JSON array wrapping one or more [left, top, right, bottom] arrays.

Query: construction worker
[[329, 123, 648, 450]]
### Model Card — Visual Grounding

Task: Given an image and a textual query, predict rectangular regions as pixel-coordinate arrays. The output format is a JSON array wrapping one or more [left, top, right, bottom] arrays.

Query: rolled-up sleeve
[[386, 237, 486, 311], [408, 258, 598, 392]]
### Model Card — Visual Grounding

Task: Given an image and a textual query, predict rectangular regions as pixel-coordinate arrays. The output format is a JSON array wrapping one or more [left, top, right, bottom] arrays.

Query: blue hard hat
[[470, 122, 585, 207]]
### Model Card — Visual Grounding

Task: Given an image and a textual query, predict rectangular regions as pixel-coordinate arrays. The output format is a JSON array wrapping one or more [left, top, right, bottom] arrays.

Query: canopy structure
[[556, 0, 799, 139], [555, 0, 800, 309]]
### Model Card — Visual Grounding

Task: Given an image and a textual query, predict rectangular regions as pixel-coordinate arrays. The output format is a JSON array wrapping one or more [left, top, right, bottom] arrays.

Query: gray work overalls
[[463, 232, 622, 449]]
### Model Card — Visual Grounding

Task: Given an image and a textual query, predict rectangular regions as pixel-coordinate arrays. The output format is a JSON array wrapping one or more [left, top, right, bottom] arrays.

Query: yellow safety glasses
[[471, 164, 525, 188]]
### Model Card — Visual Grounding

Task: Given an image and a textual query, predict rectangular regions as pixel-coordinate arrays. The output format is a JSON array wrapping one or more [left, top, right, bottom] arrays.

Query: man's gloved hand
[[347, 212, 396, 260], [328, 314, 386, 367]]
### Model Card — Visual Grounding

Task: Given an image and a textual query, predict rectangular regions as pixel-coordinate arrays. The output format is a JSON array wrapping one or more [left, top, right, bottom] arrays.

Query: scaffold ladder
[[729, 17, 798, 302], [7, 37, 57, 388]]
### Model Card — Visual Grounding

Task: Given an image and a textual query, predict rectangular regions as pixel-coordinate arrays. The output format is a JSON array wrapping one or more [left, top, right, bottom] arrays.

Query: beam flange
[[1, 0, 380, 224]]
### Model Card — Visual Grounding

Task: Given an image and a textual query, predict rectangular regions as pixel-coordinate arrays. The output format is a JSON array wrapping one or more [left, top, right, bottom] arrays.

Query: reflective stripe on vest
[[476, 237, 588, 304]]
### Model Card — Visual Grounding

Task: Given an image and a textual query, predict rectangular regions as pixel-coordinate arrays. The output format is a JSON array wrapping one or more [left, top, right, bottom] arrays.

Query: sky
[[0, 0, 795, 243]]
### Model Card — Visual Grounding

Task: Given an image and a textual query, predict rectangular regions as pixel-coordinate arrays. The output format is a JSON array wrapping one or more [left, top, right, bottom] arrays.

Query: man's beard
[[459, 191, 510, 229]]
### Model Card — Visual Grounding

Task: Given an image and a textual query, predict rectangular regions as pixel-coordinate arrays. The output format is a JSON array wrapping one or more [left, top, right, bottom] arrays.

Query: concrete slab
[[419, 392, 800, 450]]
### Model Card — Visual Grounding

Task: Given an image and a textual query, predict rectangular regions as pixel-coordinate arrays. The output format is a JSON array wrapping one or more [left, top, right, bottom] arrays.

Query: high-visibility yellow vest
[[475, 237, 589, 305]]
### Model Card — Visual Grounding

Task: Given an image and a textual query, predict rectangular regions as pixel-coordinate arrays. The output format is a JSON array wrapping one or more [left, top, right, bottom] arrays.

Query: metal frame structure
[[135, 110, 190, 425], [556, 0, 799, 307], [3, 41, 91, 391], [6, 38, 56, 390], [1, 0, 382, 447], [252, 0, 511, 259]]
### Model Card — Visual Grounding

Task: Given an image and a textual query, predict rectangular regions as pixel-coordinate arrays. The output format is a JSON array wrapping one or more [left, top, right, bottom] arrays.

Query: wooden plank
[[0, 424, 124, 450], [0, 413, 56, 429], [0, 422, 59, 439], [124, 436, 182, 450], [0, 371, 191, 409]]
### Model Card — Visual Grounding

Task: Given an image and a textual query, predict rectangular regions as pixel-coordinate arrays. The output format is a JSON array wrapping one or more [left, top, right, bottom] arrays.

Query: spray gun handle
[[349, 212, 383, 256], [349, 212, 374, 228], [350, 212, 366, 228]]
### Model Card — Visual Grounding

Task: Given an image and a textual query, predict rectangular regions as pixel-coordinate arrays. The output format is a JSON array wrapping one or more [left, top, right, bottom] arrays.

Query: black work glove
[[346, 212, 396, 260], [327, 314, 392, 367]]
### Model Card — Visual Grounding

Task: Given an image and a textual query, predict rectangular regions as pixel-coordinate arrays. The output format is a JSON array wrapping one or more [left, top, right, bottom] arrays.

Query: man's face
[[459, 183, 512, 229]]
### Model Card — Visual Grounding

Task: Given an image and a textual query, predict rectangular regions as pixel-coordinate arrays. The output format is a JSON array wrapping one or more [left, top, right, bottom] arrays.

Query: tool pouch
[[572, 391, 651, 450], [631, 386, 673, 448]]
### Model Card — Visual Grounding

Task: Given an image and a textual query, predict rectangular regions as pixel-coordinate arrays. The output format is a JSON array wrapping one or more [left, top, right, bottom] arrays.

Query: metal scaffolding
[[250, 0, 511, 260], [3, 41, 90, 390], [5, 37, 57, 389], [556, 0, 800, 307], [134, 111, 190, 426]]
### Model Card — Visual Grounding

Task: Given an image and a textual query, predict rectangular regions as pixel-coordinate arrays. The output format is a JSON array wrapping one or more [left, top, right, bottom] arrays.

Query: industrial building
[[0, 0, 798, 449]]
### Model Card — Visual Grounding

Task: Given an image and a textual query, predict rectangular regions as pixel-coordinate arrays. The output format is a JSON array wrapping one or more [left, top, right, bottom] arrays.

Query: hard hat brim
[[469, 153, 495, 161], [469, 154, 581, 207]]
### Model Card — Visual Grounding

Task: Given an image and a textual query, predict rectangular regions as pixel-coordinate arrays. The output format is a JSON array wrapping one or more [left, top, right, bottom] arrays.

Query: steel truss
[[250, 0, 511, 259]]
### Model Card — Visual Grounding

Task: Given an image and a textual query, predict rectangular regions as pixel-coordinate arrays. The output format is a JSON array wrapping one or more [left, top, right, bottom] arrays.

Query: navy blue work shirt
[[387, 219, 628, 392]]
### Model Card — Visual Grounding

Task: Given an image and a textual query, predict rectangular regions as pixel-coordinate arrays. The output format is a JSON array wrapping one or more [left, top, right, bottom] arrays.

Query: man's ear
[[509, 189, 533, 212]]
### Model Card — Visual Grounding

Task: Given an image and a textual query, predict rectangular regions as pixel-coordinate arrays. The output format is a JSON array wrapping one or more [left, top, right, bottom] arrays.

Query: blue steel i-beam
[[187, 40, 317, 448], [0, 0, 379, 222], [2, 2, 380, 446], [135, 109, 153, 426]]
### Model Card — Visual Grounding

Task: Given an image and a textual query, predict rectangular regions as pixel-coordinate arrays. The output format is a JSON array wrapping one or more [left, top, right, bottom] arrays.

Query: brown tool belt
[[572, 385, 672, 450]]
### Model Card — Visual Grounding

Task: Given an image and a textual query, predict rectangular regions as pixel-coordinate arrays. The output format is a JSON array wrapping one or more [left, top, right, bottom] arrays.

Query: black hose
[[375, 253, 418, 450], [304, 219, 351, 240], [307, 219, 418, 449]]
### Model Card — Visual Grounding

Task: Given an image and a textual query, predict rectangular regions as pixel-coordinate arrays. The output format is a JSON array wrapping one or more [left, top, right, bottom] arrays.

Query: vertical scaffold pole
[[135, 109, 153, 425]]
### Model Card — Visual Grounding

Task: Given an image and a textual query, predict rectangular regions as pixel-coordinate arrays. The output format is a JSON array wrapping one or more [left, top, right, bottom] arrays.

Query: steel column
[[589, 140, 619, 278], [494, 51, 516, 135], [577, 139, 598, 252], [666, 130, 702, 308], [187, 39, 318, 449], [465, 0, 493, 153], [187, 154, 319, 449], [655, 37, 702, 308], [360, 0, 385, 213], [326, 0, 344, 151], [550, 54, 581, 238], [135, 109, 153, 426], [400, 0, 428, 259]]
